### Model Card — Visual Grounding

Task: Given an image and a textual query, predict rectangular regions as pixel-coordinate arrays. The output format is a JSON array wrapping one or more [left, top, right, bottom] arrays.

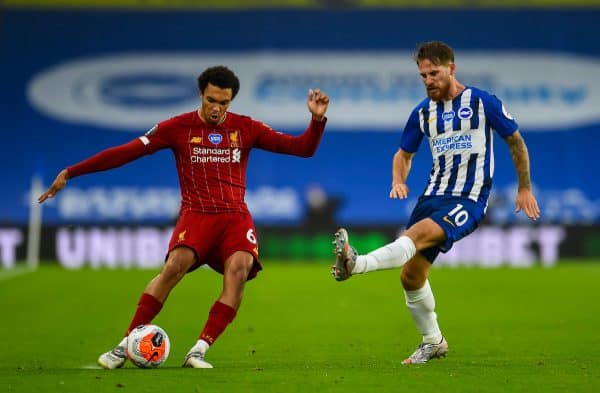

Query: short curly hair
[[414, 41, 455, 66], [197, 65, 240, 99]]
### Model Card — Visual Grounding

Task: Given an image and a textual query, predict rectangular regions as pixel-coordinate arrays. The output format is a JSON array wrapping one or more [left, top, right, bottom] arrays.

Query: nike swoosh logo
[[442, 216, 455, 227]]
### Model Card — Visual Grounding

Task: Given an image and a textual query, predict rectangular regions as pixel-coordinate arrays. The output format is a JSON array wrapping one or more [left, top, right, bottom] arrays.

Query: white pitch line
[[0, 266, 35, 281], [81, 364, 102, 370]]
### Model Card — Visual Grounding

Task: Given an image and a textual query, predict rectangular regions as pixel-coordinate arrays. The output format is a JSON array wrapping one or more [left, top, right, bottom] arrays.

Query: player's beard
[[426, 80, 451, 101]]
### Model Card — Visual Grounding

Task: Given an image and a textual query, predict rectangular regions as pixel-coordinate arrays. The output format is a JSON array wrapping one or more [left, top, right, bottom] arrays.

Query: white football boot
[[98, 346, 127, 369], [331, 228, 358, 281], [402, 337, 449, 364], [182, 351, 213, 369]]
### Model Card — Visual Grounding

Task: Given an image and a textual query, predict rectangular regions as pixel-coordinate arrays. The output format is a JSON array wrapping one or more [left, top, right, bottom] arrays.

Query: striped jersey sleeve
[[400, 106, 425, 153], [480, 91, 519, 138]]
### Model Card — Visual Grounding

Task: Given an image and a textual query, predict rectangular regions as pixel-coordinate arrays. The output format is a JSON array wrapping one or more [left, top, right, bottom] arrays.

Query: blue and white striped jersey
[[401, 87, 518, 205]]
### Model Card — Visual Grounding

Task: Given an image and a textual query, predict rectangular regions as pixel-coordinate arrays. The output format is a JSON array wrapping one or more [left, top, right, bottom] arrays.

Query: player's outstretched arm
[[307, 88, 330, 121], [253, 88, 330, 157], [505, 131, 541, 221], [390, 148, 413, 200], [38, 139, 150, 204], [38, 169, 69, 203]]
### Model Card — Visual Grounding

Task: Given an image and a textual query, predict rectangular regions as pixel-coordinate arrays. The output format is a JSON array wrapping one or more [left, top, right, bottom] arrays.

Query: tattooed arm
[[505, 130, 541, 220]]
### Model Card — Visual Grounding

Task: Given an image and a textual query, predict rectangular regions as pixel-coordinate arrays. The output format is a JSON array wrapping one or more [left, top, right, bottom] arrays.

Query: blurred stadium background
[[2, 1, 600, 392], [1, 0, 599, 270]]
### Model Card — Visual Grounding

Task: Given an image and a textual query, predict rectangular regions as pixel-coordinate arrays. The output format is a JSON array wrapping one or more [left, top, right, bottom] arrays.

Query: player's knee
[[226, 257, 253, 282], [162, 252, 193, 283], [161, 260, 186, 283], [233, 260, 252, 279], [400, 267, 426, 291], [404, 219, 446, 250]]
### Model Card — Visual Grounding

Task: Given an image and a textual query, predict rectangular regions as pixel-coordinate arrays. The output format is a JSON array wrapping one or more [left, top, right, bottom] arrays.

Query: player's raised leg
[[331, 219, 446, 281], [332, 227, 417, 280]]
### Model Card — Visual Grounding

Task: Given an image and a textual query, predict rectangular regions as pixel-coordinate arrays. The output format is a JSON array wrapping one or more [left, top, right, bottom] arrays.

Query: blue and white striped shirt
[[401, 87, 518, 205]]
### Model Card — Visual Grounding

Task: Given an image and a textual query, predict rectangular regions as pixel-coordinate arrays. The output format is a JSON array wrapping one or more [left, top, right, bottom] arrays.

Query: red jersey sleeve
[[252, 117, 327, 157], [67, 120, 175, 179]]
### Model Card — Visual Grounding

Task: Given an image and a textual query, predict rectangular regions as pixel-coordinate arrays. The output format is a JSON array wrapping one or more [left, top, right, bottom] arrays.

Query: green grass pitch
[[1, 261, 599, 392]]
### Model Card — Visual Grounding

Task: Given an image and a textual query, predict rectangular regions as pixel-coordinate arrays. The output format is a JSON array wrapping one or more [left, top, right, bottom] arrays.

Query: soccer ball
[[126, 324, 170, 368]]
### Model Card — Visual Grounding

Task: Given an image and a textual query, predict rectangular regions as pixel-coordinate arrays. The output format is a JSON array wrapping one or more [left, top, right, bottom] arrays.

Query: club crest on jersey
[[190, 136, 202, 144], [232, 148, 241, 163], [458, 106, 473, 120], [208, 133, 222, 145], [229, 130, 239, 147], [442, 111, 455, 121]]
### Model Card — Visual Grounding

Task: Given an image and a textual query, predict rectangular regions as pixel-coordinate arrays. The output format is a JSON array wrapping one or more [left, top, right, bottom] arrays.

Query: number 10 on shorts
[[446, 204, 469, 227]]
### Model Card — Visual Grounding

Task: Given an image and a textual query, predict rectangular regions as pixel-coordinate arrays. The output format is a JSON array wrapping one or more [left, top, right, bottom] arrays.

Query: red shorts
[[168, 211, 262, 280]]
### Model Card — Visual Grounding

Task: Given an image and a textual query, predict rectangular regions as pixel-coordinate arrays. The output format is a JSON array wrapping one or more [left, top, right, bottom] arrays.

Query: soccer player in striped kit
[[331, 41, 540, 364], [39, 65, 330, 369]]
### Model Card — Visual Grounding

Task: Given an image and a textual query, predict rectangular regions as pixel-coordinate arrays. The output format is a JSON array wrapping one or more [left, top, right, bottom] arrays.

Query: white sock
[[351, 235, 416, 274], [118, 336, 128, 348], [404, 280, 443, 344], [190, 339, 210, 354]]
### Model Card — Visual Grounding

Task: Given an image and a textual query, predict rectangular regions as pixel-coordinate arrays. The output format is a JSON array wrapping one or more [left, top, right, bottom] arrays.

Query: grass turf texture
[[1, 262, 599, 392]]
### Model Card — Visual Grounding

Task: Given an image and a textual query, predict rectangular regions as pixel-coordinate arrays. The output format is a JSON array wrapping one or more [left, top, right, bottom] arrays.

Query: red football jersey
[[67, 110, 326, 214]]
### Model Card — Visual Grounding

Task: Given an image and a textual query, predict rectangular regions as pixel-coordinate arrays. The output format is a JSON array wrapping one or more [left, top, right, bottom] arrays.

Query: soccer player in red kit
[[38, 65, 330, 369]]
